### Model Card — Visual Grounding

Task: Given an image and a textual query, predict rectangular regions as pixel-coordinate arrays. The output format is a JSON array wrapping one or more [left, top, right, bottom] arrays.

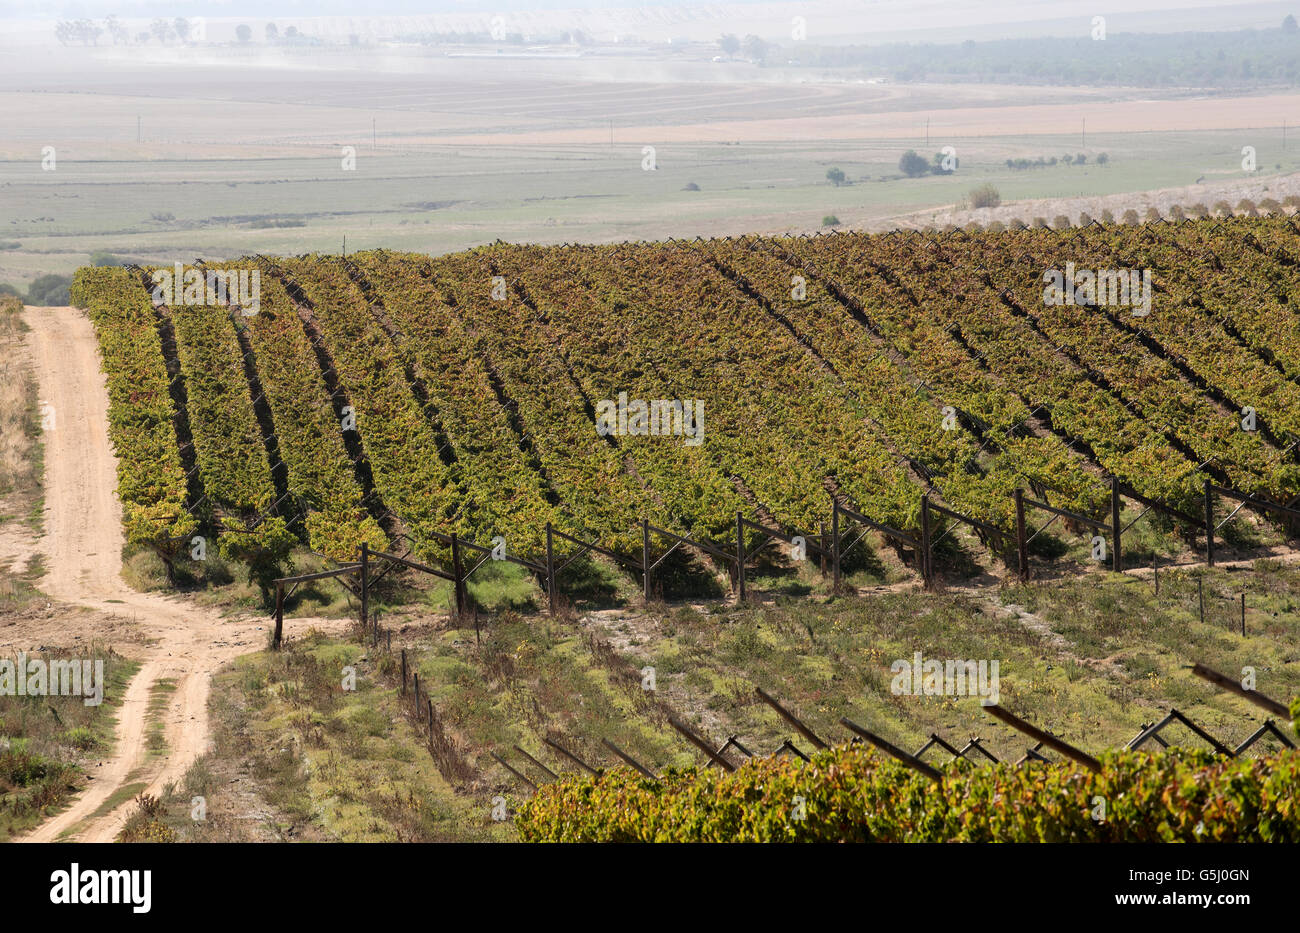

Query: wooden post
[[1198, 578, 1205, 623], [450, 533, 465, 617], [819, 520, 827, 577], [413, 673, 420, 715], [545, 522, 557, 616], [400, 648, 407, 693], [1153, 554, 1159, 596], [831, 501, 841, 590], [273, 580, 284, 649], [1110, 476, 1122, 573], [427, 699, 434, 742], [736, 511, 746, 603], [920, 495, 933, 590], [1240, 592, 1246, 636], [642, 518, 651, 604], [1014, 488, 1029, 582], [1205, 479, 1215, 567], [359, 542, 369, 631]]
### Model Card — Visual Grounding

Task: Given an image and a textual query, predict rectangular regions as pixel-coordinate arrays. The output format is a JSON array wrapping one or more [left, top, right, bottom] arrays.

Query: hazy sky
[[1, 0, 1290, 20]]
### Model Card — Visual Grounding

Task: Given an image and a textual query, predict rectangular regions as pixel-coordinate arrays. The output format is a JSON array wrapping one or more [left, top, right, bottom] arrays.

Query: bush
[[825, 167, 846, 186], [1052, 214, 1071, 229], [822, 215, 841, 227], [967, 183, 1000, 209], [26, 273, 72, 306], [898, 150, 931, 178], [1122, 209, 1140, 225], [518, 744, 1300, 842]]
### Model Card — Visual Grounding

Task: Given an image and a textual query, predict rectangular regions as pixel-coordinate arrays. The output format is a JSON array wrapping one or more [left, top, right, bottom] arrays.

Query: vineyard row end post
[[545, 522, 557, 616], [920, 495, 933, 590], [736, 511, 746, 603], [1014, 487, 1029, 582], [1205, 479, 1216, 567], [273, 580, 284, 649], [831, 500, 841, 590], [642, 518, 652, 604], [1110, 476, 1123, 573], [450, 532, 466, 617], [359, 542, 369, 631]]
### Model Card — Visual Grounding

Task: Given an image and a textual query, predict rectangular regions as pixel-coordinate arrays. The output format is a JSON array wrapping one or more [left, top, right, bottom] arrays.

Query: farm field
[[5, 50, 1300, 291], [73, 218, 1300, 596]]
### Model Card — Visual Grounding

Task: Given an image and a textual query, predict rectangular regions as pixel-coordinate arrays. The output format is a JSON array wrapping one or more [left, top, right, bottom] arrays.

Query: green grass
[[0, 650, 140, 840], [5, 130, 1295, 289]]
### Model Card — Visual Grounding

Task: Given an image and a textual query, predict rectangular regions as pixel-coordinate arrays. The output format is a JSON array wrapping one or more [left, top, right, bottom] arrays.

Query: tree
[[1097, 152, 1110, 166], [968, 183, 1001, 208], [718, 34, 740, 56], [173, 17, 191, 43], [1284, 14, 1298, 32], [825, 167, 846, 186], [1061, 154, 1074, 165], [151, 18, 174, 44], [1075, 153, 1087, 164], [1101, 209, 1115, 223], [105, 15, 129, 45], [1052, 214, 1072, 229], [265, 22, 279, 41], [898, 150, 930, 177], [27, 274, 72, 306], [822, 215, 841, 227], [236, 24, 252, 43], [285, 26, 299, 38], [743, 34, 768, 61]]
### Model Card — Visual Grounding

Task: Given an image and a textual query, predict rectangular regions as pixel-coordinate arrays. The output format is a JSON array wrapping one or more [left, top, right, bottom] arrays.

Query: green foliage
[[27, 274, 72, 306], [518, 744, 1300, 842], [898, 150, 930, 178]]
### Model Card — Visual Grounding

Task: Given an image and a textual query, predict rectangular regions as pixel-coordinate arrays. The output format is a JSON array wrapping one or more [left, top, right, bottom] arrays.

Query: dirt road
[[14, 307, 280, 843]]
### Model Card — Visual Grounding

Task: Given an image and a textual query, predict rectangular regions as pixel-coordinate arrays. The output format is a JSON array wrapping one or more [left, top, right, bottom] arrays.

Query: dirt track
[[12, 306, 315, 843]]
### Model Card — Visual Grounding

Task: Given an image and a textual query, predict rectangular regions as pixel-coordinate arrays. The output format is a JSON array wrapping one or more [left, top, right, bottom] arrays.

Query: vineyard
[[72, 217, 1300, 593]]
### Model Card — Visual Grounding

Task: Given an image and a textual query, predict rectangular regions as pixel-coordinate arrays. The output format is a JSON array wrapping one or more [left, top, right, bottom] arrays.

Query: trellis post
[[1204, 479, 1216, 567], [1014, 488, 1029, 581], [545, 522, 557, 616], [1110, 476, 1122, 573], [736, 511, 746, 602]]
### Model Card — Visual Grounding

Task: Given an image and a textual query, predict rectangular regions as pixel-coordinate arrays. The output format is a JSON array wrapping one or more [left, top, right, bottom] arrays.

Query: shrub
[[898, 150, 931, 178], [518, 745, 1300, 843], [968, 183, 1001, 209], [1122, 209, 1140, 225], [1052, 214, 1071, 229], [825, 167, 846, 186], [822, 215, 841, 227]]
